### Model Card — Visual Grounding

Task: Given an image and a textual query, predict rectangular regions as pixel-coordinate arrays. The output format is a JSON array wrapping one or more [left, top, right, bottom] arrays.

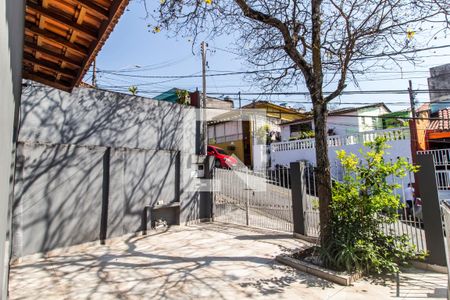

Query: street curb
[[412, 261, 447, 274], [276, 254, 362, 286]]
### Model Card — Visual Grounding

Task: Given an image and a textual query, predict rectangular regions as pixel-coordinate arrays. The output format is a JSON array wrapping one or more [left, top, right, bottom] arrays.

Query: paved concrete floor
[[9, 223, 448, 299]]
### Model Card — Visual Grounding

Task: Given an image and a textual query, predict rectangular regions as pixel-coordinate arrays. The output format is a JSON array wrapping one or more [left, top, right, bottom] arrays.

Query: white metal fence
[[271, 128, 410, 152], [271, 128, 412, 169], [212, 167, 293, 232], [212, 160, 426, 254], [300, 163, 426, 253]]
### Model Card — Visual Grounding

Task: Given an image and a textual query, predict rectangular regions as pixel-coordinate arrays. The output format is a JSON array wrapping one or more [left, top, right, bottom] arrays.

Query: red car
[[207, 146, 238, 168]]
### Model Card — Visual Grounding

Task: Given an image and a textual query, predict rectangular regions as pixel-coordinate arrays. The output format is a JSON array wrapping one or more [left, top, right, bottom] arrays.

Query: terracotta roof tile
[[428, 108, 450, 131]]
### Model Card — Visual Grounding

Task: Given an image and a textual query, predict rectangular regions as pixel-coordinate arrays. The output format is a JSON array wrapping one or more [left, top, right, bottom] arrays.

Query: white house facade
[[280, 103, 391, 141]]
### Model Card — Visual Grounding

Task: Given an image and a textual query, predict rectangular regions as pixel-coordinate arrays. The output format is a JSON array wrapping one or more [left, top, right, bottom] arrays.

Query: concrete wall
[[0, 0, 24, 297], [13, 143, 105, 257], [108, 148, 178, 238], [13, 84, 202, 258], [19, 84, 196, 153], [429, 63, 450, 103]]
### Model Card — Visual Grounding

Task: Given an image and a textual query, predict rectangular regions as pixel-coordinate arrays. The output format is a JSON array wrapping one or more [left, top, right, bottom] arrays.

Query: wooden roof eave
[[23, 0, 130, 92], [73, 0, 130, 88]]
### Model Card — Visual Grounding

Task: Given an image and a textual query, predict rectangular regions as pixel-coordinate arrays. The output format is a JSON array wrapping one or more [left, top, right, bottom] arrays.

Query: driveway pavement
[[9, 222, 448, 299]]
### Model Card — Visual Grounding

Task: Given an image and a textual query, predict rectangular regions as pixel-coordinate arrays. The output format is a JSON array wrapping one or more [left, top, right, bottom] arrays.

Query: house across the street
[[207, 101, 308, 168], [280, 103, 390, 141]]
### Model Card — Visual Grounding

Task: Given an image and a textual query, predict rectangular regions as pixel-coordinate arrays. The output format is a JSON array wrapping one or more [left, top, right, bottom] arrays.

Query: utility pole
[[92, 59, 97, 87], [408, 80, 419, 195], [408, 80, 416, 119], [201, 41, 207, 155], [238, 91, 242, 108]]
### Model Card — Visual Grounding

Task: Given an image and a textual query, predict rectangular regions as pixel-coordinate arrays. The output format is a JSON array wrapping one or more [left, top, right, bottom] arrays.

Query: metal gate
[[212, 167, 293, 232]]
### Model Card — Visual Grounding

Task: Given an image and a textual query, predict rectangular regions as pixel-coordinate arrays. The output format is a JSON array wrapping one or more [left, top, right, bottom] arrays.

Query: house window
[[290, 122, 312, 134], [372, 117, 378, 128]]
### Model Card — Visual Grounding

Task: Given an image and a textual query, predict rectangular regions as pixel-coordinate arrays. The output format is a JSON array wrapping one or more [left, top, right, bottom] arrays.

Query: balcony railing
[[271, 128, 410, 152], [417, 148, 450, 166]]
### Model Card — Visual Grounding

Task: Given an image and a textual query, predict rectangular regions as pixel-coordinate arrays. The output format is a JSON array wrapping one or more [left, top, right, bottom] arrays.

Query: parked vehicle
[[207, 146, 238, 168]]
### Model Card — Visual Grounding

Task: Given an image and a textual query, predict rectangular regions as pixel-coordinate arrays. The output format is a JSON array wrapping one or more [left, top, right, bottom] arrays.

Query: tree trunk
[[312, 101, 332, 247]]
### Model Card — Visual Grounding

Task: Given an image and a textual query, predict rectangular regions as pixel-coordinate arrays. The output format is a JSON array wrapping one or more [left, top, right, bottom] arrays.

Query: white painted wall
[[252, 144, 267, 171], [357, 106, 388, 132], [271, 129, 412, 168], [327, 114, 359, 135], [280, 125, 291, 141], [215, 123, 225, 137], [280, 105, 390, 141]]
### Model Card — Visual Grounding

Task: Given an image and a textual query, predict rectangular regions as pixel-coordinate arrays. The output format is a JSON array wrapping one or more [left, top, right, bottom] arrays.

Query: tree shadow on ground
[[9, 225, 334, 299]]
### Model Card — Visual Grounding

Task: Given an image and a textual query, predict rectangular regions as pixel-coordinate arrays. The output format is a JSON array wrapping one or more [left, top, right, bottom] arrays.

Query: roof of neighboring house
[[23, 0, 130, 92], [380, 109, 411, 118], [428, 108, 450, 131], [417, 103, 430, 113], [154, 88, 180, 102], [153, 88, 234, 108], [280, 102, 391, 126], [241, 101, 307, 121]]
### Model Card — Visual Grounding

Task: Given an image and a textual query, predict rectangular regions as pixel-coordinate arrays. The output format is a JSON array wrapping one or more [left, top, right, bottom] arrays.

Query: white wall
[[280, 105, 389, 141], [281, 125, 291, 141], [357, 106, 388, 132], [327, 114, 359, 136], [271, 131, 412, 168], [252, 144, 267, 171]]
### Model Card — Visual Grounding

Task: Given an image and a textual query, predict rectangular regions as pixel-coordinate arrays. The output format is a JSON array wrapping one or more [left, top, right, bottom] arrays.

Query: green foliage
[[176, 89, 191, 105], [289, 130, 315, 141], [320, 137, 424, 274], [128, 85, 138, 95], [256, 124, 271, 144]]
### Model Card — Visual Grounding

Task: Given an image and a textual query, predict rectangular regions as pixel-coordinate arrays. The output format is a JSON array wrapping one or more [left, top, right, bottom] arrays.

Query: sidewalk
[[9, 222, 448, 299]]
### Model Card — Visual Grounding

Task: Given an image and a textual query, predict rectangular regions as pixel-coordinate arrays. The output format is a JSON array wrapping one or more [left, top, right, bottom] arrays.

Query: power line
[[209, 44, 450, 60], [95, 74, 430, 89], [205, 89, 450, 96], [94, 68, 435, 79], [95, 85, 450, 96], [91, 44, 450, 80]]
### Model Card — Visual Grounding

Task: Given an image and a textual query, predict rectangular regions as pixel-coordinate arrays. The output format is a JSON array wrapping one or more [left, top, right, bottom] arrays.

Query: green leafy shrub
[[176, 89, 191, 105], [320, 137, 424, 274], [289, 130, 315, 141], [256, 124, 271, 144]]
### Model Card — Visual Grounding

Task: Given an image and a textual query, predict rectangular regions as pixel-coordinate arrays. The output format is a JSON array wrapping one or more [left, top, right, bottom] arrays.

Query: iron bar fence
[[213, 166, 293, 233], [212, 159, 426, 254]]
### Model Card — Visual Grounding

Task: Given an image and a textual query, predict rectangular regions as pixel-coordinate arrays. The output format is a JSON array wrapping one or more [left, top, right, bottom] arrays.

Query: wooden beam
[[23, 70, 72, 92], [74, 0, 130, 87], [76, 0, 109, 20], [76, 7, 86, 25], [24, 40, 81, 68], [25, 21, 88, 57], [428, 131, 450, 140], [27, 1, 98, 40], [23, 52, 76, 79]]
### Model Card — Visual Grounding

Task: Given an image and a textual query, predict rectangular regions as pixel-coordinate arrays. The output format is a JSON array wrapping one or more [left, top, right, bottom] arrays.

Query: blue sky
[[87, 0, 450, 112]]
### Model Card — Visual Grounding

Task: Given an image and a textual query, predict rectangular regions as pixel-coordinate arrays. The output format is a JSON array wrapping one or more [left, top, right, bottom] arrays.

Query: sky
[[86, 0, 450, 112]]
